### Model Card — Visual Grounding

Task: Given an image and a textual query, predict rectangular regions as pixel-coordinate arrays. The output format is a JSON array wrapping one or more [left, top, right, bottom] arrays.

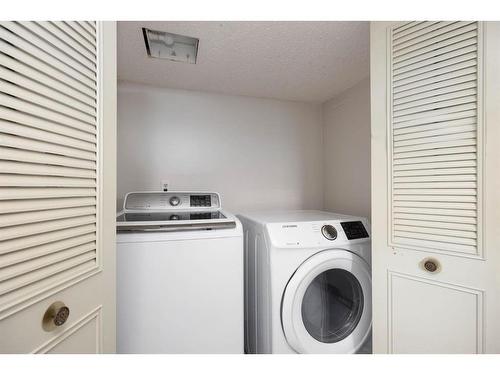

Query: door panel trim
[[387, 270, 484, 353]]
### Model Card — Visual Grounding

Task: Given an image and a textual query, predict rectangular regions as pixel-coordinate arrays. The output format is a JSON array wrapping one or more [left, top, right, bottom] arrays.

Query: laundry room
[[116, 21, 373, 354], [1, 3, 500, 366]]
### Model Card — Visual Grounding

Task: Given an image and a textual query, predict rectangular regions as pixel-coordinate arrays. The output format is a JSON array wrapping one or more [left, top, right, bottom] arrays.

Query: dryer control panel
[[266, 219, 370, 249], [341, 221, 369, 240]]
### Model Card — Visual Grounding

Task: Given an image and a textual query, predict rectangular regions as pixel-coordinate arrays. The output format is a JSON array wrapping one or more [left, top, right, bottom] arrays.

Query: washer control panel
[[169, 196, 181, 206], [124, 191, 221, 211], [190, 194, 212, 207]]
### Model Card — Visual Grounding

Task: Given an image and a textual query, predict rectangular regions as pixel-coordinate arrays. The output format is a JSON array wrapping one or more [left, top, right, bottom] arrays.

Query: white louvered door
[[0, 22, 116, 353], [371, 21, 500, 353]]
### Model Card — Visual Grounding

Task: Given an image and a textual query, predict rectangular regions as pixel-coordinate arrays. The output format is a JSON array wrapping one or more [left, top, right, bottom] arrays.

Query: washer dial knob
[[321, 225, 338, 240], [169, 196, 181, 206]]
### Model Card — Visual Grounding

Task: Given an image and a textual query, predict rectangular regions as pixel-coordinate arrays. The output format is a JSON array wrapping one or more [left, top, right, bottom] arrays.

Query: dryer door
[[281, 249, 371, 354]]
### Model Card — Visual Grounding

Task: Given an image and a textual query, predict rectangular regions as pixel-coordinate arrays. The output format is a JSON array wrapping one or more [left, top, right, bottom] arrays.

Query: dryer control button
[[321, 225, 337, 240]]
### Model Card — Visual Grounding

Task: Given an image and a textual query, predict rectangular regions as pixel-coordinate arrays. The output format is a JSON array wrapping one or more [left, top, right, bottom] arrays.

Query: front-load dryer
[[238, 210, 372, 354]]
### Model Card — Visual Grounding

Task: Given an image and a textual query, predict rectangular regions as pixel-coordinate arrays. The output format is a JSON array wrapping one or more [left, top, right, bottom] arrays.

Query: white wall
[[322, 78, 371, 218], [117, 82, 324, 212]]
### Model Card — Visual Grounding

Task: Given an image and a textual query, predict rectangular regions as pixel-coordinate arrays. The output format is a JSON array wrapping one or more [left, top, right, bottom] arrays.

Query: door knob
[[42, 301, 70, 331], [421, 258, 441, 274]]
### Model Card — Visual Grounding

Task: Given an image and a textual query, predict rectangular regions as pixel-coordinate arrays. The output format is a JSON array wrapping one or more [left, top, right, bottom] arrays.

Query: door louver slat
[[65, 22, 96, 46], [393, 219, 476, 232], [0, 187, 96, 200], [20, 22, 96, 72], [0, 252, 96, 296], [394, 210, 477, 225], [393, 22, 438, 39], [393, 75, 477, 101], [0, 260, 95, 308], [0, 175, 96, 188], [0, 119, 96, 151], [0, 244, 96, 284], [0, 52, 95, 107], [393, 126, 477, 142], [0, 206, 96, 228], [393, 22, 474, 50], [56, 22, 96, 53], [0, 65, 95, 116], [0, 147, 96, 170], [0, 40, 95, 101], [393, 139, 477, 154], [390, 21, 482, 256], [0, 233, 95, 268], [394, 53, 477, 84], [394, 207, 476, 216], [393, 194, 476, 202], [393, 119, 476, 135], [36, 21, 96, 65], [393, 45, 477, 76], [394, 88, 477, 110], [392, 145, 477, 159], [0, 224, 96, 255], [1, 22, 96, 79], [77, 21, 96, 38], [0, 25, 96, 90], [0, 133, 97, 161], [0, 197, 96, 214], [393, 174, 477, 182], [0, 93, 96, 134], [393, 237, 476, 254], [0, 160, 96, 178], [393, 24, 477, 58], [0, 21, 99, 310], [0, 79, 96, 125]]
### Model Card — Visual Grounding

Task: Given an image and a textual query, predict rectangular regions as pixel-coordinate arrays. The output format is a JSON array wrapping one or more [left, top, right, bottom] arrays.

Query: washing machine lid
[[281, 249, 372, 354]]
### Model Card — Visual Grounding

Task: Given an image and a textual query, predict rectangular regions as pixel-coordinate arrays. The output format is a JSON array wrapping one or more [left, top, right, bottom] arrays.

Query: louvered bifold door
[[0, 21, 99, 312], [389, 21, 483, 257]]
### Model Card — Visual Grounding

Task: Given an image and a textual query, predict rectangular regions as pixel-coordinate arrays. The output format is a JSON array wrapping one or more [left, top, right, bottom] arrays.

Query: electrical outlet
[[161, 180, 169, 191]]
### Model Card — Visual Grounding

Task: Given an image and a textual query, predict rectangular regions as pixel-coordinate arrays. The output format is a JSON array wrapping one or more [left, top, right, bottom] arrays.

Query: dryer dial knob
[[169, 196, 181, 206], [321, 225, 338, 240]]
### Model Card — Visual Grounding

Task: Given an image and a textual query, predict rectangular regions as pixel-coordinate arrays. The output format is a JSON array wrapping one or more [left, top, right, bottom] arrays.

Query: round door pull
[[421, 258, 441, 274], [42, 301, 70, 331]]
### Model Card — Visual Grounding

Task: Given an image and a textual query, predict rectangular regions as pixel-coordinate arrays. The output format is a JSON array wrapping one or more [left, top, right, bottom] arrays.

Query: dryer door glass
[[301, 269, 364, 343]]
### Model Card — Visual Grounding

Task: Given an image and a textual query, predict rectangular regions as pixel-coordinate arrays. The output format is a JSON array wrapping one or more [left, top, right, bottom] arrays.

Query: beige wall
[[117, 82, 324, 213], [322, 77, 371, 218]]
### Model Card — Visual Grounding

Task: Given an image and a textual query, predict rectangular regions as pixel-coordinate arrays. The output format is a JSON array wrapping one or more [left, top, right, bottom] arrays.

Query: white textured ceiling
[[117, 21, 369, 102]]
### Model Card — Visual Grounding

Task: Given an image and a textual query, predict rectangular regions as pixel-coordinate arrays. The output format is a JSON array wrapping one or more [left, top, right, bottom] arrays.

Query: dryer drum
[[301, 269, 364, 343]]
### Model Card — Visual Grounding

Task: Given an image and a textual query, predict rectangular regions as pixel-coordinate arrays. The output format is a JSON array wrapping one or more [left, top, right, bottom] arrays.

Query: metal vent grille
[[389, 21, 482, 256], [0, 21, 99, 312]]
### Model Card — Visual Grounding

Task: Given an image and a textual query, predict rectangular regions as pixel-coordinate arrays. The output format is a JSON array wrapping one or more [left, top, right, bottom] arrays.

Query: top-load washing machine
[[238, 210, 371, 354], [117, 191, 244, 353]]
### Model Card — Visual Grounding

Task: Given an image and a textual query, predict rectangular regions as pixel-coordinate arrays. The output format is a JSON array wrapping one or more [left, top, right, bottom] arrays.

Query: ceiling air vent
[[142, 28, 199, 64]]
